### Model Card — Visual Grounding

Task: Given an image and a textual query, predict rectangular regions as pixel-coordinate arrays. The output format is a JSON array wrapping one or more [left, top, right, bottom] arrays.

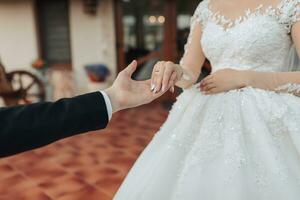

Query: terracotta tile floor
[[0, 103, 168, 200]]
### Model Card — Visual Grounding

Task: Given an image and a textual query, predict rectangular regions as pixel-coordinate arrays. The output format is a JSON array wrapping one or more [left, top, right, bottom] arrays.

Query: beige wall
[[0, 0, 117, 93], [0, 0, 38, 71], [69, 0, 117, 93]]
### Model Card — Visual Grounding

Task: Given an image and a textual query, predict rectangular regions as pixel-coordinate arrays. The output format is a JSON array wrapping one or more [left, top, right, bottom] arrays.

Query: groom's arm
[[0, 92, 109, 158], [0, 60, 165, 158]]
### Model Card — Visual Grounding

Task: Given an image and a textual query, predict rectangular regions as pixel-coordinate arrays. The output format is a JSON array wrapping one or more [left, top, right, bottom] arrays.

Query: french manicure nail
[[153, 87, 157, 93], [151, 84, 155, 91]]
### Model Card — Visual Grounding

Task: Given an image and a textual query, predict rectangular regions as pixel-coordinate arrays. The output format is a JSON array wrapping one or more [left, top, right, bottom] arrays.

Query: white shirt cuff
[[100, 91, 112, 121]]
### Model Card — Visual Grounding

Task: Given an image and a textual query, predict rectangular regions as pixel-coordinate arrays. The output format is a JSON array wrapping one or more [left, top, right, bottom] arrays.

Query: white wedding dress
[[114, 0, 300, 199]]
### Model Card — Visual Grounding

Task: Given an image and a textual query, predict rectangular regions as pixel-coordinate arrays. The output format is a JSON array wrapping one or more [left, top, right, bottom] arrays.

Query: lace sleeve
[[180, 0, 209, 63], [280, 0, 300, 33], [275, 83, 300, 96], [177, 1, 208, 87], [291, 0, 300, 25]]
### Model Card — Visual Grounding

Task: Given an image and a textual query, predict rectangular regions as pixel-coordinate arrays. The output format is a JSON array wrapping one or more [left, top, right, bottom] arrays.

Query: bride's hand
[[151, 61, 183, 93], [199, 69, 248, 94]]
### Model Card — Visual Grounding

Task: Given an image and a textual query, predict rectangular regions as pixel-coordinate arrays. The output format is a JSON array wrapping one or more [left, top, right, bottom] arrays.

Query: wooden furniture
[[0, 60, 45, 106]]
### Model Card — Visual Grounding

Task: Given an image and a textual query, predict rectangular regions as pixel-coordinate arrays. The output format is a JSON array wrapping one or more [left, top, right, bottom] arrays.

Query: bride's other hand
[[199, 69, 248, 94], [151, 61, 183, 93]]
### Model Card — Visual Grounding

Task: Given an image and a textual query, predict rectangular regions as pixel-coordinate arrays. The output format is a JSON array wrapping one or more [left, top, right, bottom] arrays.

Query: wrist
[[104, 87, 120, 113], [175, 64, 194, 83], [239, 70, 253, 88], [174, 64, 184, 81]]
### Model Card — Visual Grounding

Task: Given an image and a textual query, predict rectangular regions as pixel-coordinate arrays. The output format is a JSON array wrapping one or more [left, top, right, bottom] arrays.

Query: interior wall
[[69, 0, 117, 93], [0, 0, 38, 71]]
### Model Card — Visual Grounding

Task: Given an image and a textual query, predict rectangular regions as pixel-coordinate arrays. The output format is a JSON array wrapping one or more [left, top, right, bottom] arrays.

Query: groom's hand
[[105, 60, 166, 113]]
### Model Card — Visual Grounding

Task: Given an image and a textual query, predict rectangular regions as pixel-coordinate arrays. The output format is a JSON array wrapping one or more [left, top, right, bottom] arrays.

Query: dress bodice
[[193, 0, 300, 73]]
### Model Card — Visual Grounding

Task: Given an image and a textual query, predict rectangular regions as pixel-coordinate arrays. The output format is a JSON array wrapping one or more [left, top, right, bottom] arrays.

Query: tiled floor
[[0, 103, 168, 200]]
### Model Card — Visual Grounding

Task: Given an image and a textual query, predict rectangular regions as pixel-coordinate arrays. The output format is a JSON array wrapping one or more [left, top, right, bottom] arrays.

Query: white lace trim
[[275, 83, 300, 95], [194, 0, 300, 33], [209, 4, 268, 30]]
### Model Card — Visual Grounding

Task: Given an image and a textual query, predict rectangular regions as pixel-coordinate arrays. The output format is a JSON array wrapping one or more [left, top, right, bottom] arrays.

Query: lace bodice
[[186, 0, 300, 73]]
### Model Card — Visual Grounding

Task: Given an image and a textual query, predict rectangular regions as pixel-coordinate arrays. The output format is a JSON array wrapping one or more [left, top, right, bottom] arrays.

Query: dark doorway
[[114, 0, 202, 73], [114, 0, 177, 74], [36, 0, 72, 69]]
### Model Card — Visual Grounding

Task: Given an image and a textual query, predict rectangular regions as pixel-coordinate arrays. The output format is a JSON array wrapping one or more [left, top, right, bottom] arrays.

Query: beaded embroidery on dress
[[114, 0, 300, 199]]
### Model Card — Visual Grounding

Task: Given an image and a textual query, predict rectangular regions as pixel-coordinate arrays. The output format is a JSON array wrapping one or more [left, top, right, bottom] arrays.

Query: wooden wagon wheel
[[6, 70, 46, 105], [0, 62, 17, 106]]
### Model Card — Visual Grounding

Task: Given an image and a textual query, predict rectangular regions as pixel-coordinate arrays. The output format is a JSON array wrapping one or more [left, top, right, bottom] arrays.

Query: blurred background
[[0, 0, 211, 199]]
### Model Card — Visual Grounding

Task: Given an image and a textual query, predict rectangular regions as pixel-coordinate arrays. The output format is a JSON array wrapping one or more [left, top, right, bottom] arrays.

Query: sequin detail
[[275, 83, 300, 95]]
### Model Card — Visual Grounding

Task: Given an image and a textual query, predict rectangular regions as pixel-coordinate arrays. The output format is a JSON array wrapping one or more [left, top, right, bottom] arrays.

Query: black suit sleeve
[[0, 91, 109, 158]]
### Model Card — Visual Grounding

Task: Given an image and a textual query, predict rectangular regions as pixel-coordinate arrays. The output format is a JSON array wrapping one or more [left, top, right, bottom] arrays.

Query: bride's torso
[[194, 0, 299, 73]]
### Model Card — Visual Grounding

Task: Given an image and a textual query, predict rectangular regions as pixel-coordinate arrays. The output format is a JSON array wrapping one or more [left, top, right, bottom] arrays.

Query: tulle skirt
[[113, 86, 300, 200]]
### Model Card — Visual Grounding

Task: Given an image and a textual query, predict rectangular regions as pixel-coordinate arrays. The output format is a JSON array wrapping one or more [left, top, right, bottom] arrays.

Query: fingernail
[[153, 87, 157, 93], [162, 85, 166, 92], [151, 84, 155, 91]]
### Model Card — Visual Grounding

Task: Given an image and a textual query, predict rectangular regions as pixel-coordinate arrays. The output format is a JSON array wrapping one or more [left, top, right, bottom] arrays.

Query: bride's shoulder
[[195, 0, 210, 12], [277, 0, 300, 32], [193, 0, 211, 22], [282, 0, 300, 5], [278, 0, 299, 14]]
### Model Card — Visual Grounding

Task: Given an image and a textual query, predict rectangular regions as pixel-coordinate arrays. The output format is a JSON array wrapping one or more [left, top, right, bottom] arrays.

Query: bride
[[114, 0, 300, 199]]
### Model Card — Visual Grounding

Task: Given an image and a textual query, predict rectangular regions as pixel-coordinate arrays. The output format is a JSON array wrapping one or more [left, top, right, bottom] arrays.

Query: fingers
[[170, 86, 175, 93], [151, 62, 162, 91], [204, 88, 219, 95], [199, 76, 214, 90], [168, 72, 177, 93], [151, 63, 158, 89], [204, 87, 219, 95], [200, 75, 213, 88], [146, 82, 167, 103], [151, 61, 166, 93], [154, 62, 165, 93], [198, 75, 218, 94], [202, 83, 216, 91], [162, 63, 176, 92], [151, 61, 177, 94], [124, 60, 137, 76]]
